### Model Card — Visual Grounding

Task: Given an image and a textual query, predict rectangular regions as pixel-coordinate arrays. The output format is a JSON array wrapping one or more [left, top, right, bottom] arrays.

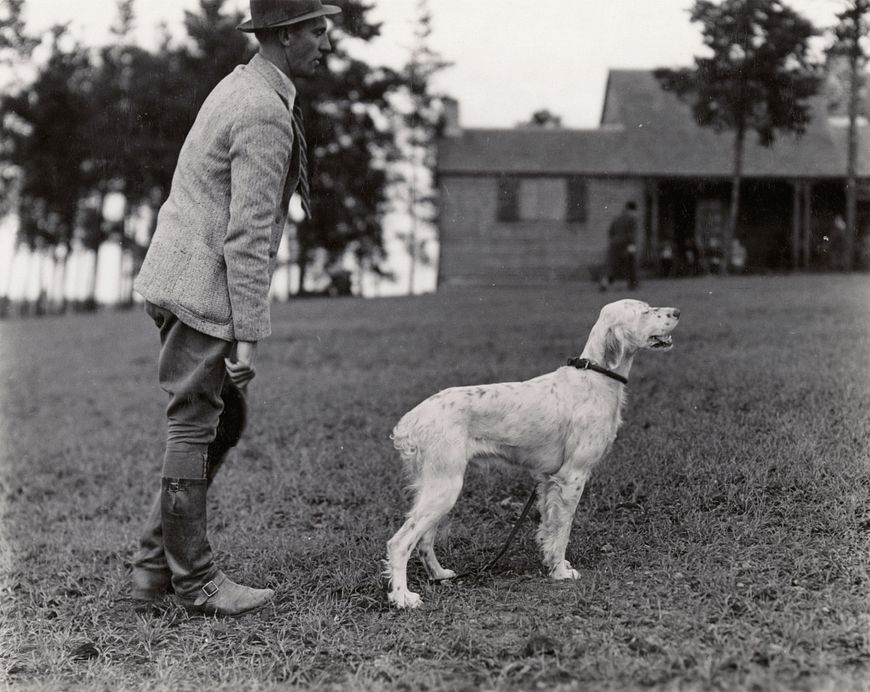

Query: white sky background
[[19, 0, 848, 129]]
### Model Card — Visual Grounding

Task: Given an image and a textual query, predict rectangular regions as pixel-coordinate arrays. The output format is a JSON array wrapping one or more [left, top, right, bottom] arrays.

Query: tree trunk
[[845, 39, 860, 271], [791, 180, 801, 270], [53, 246, 68, 314], [296, 241, 308, 296], [120, 212, 135, 308], [407, 224, 417, 295], [726, 125, 746, 275], [84, 247, 99, 312], [85, 191, 107, 312], [407, 141, 420, 296]]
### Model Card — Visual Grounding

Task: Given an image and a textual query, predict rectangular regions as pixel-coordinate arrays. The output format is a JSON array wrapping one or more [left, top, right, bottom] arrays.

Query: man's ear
[[603, 325, 625, 369]]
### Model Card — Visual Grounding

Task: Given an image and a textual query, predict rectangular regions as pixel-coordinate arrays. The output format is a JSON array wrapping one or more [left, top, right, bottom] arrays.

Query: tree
[[179, 0, 254, 93], [654, 0, 821, 269], [524, 109, 563, 128], [291, 2, 404, 293], [390, 0, 451, 294], [1, 25, 94, 248], [830, 0, 870, 270], [0, 25, 99, 312], [0, 0, 38, 214], [0, 0, 37, 68]]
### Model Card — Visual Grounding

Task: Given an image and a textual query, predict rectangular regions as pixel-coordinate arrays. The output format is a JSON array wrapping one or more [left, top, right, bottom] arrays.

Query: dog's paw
[[431, 568, 456, 581], [388, 589, 423, 609], [549, 561, 581, 580]]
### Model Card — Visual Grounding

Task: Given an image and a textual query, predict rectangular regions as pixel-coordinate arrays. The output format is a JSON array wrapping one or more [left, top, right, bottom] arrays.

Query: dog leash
[[430, 486, 538, 583]]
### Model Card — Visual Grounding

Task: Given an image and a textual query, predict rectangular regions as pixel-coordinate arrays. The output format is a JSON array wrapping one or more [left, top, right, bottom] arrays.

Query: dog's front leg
[[535, 470, 589, 579]]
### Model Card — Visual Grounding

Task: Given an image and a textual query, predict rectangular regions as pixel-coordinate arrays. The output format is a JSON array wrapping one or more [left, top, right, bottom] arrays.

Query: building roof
[[439, 69, 864, 179], [436, 127, 630, 176]]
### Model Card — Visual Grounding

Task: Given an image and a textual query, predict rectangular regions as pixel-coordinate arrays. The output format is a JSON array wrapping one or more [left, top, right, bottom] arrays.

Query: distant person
[[683, 236, 700, 276], [659, 240, 674, 278], [707, 235, 723, 274], [729, 238, 747, 274], [130, 0, 340, 616], [600, 200, 640, 291], [830, 214, 847, 270]]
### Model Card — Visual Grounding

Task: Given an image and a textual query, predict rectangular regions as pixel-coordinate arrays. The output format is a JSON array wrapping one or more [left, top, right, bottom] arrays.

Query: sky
[[19, 0, 849, 129]]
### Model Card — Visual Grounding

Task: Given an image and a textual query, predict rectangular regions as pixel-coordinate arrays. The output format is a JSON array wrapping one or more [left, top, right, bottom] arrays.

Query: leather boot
[[130, 434, 235, 604], [130, 381, 248, 603], [130, 490, 172, 603], [161, 477, 273, 616]]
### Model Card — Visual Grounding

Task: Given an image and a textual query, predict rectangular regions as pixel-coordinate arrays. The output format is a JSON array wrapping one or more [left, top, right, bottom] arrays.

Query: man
[[130, 0, 340, 617], [600, 200, 640, 292]]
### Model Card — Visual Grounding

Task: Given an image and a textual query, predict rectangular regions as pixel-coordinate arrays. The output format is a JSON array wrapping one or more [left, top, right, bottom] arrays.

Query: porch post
[[648, 179, 660, 269], [791, 180, 801, 270], [802, 181, 812, 269]]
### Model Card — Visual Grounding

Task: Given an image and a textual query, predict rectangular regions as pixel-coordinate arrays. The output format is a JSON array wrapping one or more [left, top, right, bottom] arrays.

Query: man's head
[[256, 18, 332, 78], [625, 200, 637, 213], [239, 0, 340, 78]]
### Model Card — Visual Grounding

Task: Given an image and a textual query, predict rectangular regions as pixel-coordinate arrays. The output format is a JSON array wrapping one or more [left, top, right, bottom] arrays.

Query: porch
[[642, 178, 861, 275]]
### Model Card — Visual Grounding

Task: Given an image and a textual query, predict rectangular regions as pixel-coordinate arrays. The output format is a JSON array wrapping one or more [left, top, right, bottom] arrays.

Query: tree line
[[0, 0, 447, 311]]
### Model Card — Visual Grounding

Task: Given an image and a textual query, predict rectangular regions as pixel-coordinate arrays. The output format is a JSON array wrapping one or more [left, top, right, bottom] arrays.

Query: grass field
[[1, 273, 869, 692]]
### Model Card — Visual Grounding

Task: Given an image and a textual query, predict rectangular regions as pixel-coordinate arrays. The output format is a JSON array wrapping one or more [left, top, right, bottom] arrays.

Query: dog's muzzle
[[648, 334, 673, 349]]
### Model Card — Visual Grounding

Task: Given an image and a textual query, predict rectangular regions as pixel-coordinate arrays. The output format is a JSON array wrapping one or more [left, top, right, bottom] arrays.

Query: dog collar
[[567, 357, 628, 385]]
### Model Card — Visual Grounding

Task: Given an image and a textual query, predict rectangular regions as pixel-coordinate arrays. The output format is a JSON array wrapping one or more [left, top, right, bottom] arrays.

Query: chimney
[[440, 97, 462, 138]]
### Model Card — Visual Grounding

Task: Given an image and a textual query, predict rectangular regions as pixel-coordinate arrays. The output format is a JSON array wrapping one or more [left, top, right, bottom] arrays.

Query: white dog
[[385, 299, 680, 609]]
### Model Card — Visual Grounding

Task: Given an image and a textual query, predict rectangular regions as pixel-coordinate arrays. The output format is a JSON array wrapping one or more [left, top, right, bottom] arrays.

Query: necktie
[[291, 102, 312, 221]]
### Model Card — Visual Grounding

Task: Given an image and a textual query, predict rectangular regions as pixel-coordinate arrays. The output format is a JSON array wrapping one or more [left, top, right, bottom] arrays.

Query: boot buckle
[[201, 580, 220, 599]]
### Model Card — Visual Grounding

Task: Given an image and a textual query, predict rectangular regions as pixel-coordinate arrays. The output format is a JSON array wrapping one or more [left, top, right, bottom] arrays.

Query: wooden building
[[436, 70, 869, 287]]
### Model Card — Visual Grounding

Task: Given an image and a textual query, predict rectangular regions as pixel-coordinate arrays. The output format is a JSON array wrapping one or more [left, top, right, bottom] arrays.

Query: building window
[[519, 178, 566, 221], [496, 175, 519, 222], [566, 176, 588, 223], [496, 175, 587, 223]]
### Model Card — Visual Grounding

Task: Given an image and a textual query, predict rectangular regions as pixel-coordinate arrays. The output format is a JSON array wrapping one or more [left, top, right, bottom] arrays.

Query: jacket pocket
[[176, 243, 232, 325]]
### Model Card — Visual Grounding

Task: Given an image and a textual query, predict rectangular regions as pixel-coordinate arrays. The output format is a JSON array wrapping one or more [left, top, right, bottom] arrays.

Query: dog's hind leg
[[416, 524, 456, 581], [387, 470, 464, 609], [535, 470, 590, 580]]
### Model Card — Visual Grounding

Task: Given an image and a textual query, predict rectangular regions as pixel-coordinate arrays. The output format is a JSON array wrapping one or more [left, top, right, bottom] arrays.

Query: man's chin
[[294, 67, 318, 80]]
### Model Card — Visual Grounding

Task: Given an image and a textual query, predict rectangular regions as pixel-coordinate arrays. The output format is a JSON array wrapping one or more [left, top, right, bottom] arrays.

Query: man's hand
[[225, 341, 258, 390]]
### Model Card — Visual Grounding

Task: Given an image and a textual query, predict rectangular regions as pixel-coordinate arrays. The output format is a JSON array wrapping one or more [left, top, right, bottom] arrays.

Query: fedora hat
[[237, 0, 341, 33]]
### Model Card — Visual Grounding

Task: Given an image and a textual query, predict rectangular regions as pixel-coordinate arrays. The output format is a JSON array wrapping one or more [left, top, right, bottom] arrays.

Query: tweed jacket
[[134, 53, 301, 342]]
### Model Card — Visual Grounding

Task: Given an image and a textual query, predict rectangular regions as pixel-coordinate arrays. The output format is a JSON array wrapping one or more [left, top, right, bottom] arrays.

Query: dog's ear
[[603, 325, 626, 369]]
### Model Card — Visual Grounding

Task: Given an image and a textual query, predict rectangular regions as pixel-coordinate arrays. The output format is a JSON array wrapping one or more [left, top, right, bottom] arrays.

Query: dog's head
[[596, 299, 680, 368]]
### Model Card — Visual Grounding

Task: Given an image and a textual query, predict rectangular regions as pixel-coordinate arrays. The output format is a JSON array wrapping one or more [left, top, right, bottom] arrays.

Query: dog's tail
[[391, 413, 421, 470], [392, 404, 441, 493], [392, 397, 466, 495]]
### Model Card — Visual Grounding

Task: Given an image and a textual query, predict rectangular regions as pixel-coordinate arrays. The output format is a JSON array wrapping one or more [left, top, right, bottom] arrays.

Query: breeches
[[146, 302, 232, 479]]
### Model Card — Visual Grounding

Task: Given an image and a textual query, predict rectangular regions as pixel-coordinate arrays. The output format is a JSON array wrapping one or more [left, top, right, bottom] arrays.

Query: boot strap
[[194, 574, 225, 606]]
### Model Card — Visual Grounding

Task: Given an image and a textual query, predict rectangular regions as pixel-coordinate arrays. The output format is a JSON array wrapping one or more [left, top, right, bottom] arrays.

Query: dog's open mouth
[[649, 334, 673, 349]]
